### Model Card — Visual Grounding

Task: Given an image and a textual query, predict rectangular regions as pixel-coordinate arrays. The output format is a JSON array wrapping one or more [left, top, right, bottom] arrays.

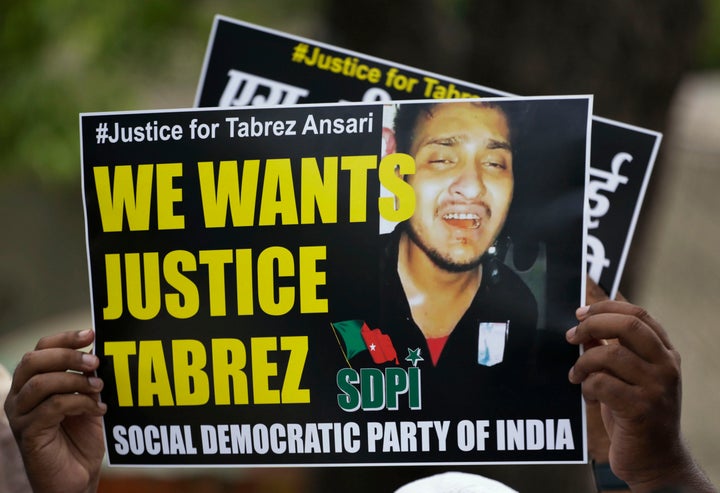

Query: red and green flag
[[331, 320, 399, 365]]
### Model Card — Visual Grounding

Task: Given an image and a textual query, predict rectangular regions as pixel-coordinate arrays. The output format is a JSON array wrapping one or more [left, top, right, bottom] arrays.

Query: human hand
[[567, 301, 716, 492], [4, 329, 106, 493], [583, 279, 622, 461], [583, 280, 613, 464]]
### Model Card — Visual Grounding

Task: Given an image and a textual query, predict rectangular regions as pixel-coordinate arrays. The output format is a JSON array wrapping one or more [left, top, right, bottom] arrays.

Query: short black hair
[[392, 100, 522, 156]]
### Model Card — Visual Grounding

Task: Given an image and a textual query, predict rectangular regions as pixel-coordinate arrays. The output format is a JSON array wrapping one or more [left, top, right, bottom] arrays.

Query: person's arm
[[567, 300, 717, 493], [3, 329, 106, 493]]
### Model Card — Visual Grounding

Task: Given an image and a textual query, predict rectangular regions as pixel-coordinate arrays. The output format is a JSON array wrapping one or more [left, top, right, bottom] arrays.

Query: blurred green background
[[2, 0, 719, 183], [0, 0, 323, 182]]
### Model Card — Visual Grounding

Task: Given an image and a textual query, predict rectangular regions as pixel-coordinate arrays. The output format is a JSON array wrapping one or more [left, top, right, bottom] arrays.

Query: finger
[[581, 281, 622, 347], [579, 300, 674, 351], [572, 312, 669, 364], [569, 343, 651, 386], [566, 318, 621, 348], [12, 372, 104, 416], [11, 348, 100, 393], [35, 329, 95, 351], [13, 393, 107, 434], [579, 370, 641, 412], [582, 337, 605, 351]]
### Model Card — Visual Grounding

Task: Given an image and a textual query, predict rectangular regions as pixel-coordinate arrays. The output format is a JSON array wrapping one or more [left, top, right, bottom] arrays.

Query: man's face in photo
[[404, 102, 514, 272]]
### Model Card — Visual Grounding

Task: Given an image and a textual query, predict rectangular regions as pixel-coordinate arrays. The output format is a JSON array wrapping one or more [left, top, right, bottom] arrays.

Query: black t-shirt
[[348, 227, 574, 421]]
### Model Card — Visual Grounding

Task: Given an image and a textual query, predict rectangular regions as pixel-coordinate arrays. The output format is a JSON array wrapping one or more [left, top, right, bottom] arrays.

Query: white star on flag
[[369, 343, 376, 351]]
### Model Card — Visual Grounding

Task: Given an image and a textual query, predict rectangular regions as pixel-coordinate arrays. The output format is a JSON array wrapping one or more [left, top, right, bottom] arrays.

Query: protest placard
[[81, 96, 590, 466], [195, 15, 661, 298]]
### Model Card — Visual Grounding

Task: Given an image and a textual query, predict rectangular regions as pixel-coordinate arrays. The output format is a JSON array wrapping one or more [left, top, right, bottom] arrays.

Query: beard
[[403, 221, 487, 273]]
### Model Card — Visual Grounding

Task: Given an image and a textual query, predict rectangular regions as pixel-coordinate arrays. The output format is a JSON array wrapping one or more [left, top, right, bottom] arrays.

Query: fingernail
[[97, 401, 107, 412], [82, 353, 97, 367], [88, 376, 103, 389], [576, 306, 589, 319], [79, 329, 93, 338], [566, 326, 577, 340], [568, 366, 578, 384], [568, 365, 586, 384]]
